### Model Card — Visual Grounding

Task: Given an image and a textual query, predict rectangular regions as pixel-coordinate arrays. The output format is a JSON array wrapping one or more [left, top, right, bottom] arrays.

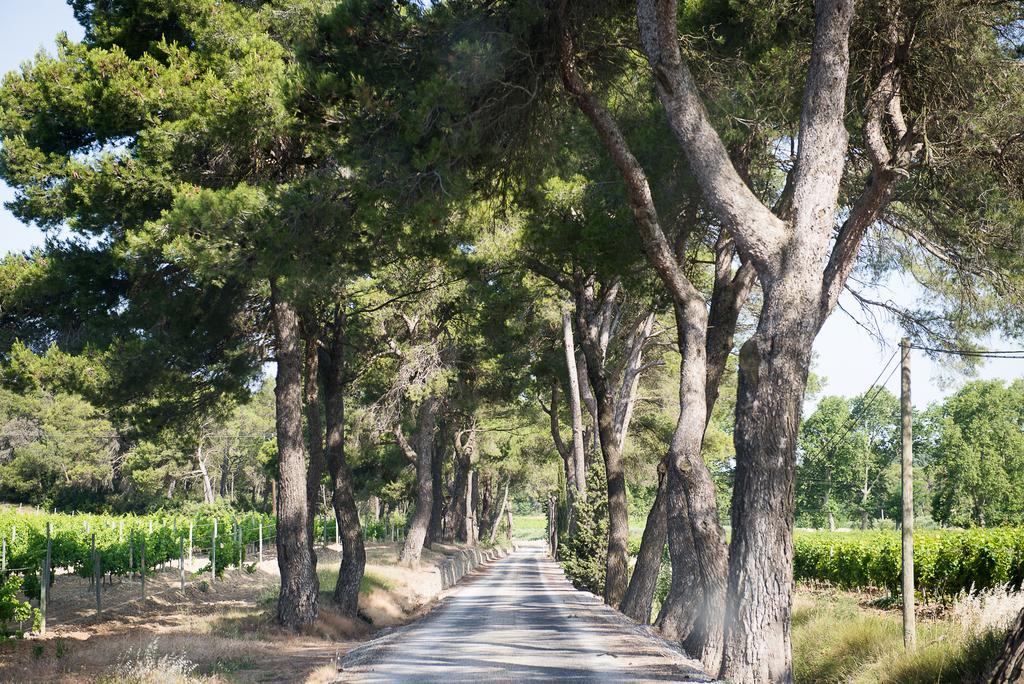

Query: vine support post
[[211, 518, 217, 583], [93, 534, 101, 616], [901, 337, 917, 650], [258, 520, 263, 565], [188, 522, 193, 565], [140, 536, 146, 601], [40, 522, 51, 635], [179, 537, 185, 592]]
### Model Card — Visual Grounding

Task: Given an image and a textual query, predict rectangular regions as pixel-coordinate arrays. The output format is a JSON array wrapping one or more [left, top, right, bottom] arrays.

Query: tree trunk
[[467, 470, 479, 545], [620, 461, 667, 623], [323, 315, 365, 617], [399, 396, 439, 566], [270, 279, 318, 627], [988, 607, 1024, 683], [197, 446, 215, 505], [477, 473, 496, 541], [444, 431, 472, 543], [303, 333, 325, 572], [546, 380, 577, 532], [427, 419, 447, 546], [488, 480, 510, 544], [219, 454, 229, 498], [563, 313, 587, 499], [724, 290, 818, 683], [655, 465, 702, 641], [578, 328, 630, 608]]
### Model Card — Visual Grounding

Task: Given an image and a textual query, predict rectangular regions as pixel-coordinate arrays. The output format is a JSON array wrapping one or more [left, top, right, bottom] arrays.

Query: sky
[[0, 1, 1021, 410]]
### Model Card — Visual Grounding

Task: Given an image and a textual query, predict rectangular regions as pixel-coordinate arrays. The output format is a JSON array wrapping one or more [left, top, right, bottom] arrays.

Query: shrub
[[558, 466, 608, 596], [0, 572, 39, 640]]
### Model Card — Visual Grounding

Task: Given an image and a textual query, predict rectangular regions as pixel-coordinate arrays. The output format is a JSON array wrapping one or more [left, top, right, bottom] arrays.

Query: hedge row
[[794, 528, 1024, 600]]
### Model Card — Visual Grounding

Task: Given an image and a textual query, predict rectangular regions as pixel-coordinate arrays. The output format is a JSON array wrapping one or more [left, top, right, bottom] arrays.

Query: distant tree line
[[797, 380, 1024, 530]]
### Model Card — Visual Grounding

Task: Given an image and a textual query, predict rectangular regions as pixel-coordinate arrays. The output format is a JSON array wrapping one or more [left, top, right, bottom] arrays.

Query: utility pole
[[900, 338, 916, 649]]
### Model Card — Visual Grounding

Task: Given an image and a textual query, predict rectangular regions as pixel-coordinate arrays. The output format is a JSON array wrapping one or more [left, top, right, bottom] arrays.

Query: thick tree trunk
[[988, 607, 1024, 683], [427, 419, 447, 546], [303, 334, 325, 571], [668, 302, 729, 671], [724, 287, 818, 683], [399, 397, 439, 566], [620, 461, 667, 623], [655, 465, 701, 639], [323, 317, 365, 617], [270, 279, 318, 627]]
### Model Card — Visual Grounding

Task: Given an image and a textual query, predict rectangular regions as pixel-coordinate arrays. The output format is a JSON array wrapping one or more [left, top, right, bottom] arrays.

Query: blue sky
[[1, 1, 1020, 409]]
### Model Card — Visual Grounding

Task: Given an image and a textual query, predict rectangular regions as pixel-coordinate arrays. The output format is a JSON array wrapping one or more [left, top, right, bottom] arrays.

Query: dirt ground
[[0, 541, 461, 683]]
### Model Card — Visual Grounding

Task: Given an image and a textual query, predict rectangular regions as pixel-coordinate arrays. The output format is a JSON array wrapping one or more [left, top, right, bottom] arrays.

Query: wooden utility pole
[[900, 338, 916, 649]]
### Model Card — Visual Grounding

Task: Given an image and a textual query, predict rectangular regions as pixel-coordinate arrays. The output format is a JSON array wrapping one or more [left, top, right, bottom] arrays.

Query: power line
[[802, 347, 900, 466], [911, 344, 1024, 359]]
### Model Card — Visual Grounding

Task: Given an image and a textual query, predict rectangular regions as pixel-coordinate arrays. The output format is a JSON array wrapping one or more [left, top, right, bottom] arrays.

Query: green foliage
[[0, 573, 39, 640], [0, 507, 276, 592], [557, 466, 608, 596], [925, 380, 1024, 528], [796, 390, 900, 529], [794, 528, 1024, 601]]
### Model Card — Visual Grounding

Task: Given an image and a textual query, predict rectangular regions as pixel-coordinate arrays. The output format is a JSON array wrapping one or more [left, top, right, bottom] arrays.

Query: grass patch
[[792, 589, 1006, 683], [512, 515, 547, 541], [314, 565, 394, 597]]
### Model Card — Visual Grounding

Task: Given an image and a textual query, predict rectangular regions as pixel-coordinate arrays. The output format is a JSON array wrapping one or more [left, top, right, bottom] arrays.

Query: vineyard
[[794, 528, 1024, 601], [0, 506, 408, 639]]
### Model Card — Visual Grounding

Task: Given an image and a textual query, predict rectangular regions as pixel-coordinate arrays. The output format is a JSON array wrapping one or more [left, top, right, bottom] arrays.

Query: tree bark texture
[[988, 607, 1024, 683], [324, 316, 365, 617], [270, 279, 318, 627], [399, 396, 439, 566], [620, 460, 667, 623]]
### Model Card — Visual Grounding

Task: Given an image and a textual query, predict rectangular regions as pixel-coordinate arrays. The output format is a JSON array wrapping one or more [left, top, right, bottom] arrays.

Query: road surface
[[338, 543, 715, 682]]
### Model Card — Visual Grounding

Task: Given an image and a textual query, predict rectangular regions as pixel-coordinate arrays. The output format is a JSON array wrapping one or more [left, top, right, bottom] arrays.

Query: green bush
[[794, 528, 1024, 600], [557, 467, 608, 596]]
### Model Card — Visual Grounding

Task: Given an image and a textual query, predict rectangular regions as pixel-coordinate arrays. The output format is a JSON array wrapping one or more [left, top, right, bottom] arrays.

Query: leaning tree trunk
[[488, 479, 510, 544], [399, 397, 439, 566], [988, 607, 1024, 683], [270, 279, 318, 627], [323, 317, 365, 617], [620, 461, 667, 623]]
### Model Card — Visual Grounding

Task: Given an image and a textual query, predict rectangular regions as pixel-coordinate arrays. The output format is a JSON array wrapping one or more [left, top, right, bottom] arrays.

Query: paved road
[[338, 543, 714, 682]]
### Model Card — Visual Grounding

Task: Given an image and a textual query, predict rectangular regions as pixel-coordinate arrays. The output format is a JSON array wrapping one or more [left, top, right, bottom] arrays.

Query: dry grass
[[793, 586, 1012, 683]]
